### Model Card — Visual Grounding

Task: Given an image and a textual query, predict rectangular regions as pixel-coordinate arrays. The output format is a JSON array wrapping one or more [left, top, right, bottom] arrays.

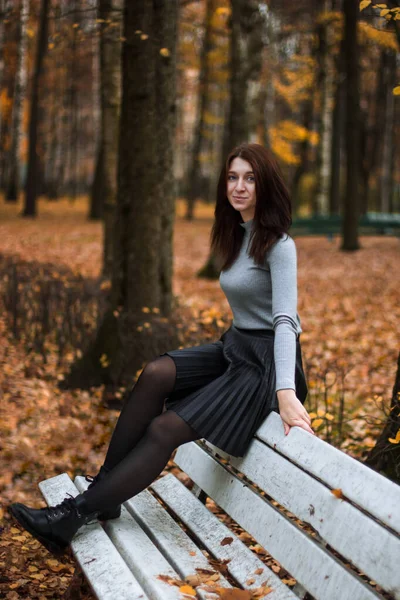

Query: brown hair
[[210, 142, 292, 271]]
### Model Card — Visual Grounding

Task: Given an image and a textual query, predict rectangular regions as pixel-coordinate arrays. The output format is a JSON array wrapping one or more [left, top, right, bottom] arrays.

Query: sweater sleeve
[[266, 234, 298, 393]]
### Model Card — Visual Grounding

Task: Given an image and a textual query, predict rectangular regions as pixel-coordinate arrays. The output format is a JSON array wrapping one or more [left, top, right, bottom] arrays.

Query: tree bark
[[329, 20, 346, 215], [6, 0, 29, 202], [63, 0, 180, 390], [222, 0, 262, 158], [380, 51, 396, 213], [365, 351, 400, 484], [315, 2, 334, 216], [185, 0, 214, 221], [97, 0, 123, 277], [23, 0, 50, 217], [340, 0, 360, 250]]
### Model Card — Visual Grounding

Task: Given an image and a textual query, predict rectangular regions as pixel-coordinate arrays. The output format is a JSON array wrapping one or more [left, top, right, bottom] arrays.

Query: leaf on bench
[[331, 488, 344, 499], [179, 584, 196, 596]]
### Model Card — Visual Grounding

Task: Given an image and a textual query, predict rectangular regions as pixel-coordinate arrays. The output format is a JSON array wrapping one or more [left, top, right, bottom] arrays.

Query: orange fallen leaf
[[331, 488, 344, 499], [215, 589, 252, 599], [179, 584, 196, 596]]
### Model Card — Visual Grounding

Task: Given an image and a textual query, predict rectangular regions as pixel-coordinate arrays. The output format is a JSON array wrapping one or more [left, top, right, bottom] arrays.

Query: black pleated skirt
[[161, 324, 308, 458]]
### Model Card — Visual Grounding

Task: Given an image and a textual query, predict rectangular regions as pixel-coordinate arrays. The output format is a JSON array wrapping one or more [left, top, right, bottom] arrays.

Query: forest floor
[[0, 197, 399, 599]]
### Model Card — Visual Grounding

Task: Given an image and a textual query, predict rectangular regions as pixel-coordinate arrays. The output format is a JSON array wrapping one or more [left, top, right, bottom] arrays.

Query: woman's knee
[[146, 412, 198, 448], [145, 414, 175, 448], [141, 356, 176, 387]]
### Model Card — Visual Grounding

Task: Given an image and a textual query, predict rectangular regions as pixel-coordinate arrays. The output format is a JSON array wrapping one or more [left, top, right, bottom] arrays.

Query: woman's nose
[[235, 179, 245, 190]]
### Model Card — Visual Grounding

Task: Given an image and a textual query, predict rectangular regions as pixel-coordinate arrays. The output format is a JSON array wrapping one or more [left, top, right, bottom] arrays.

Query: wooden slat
[[151, 474, 298, 600], [197, 436, 400, 597], [74, 477, 183, 600], [257, 412, 400, 534], [38, 474, 147, 600], [125, 488, 232, 600], [173, 443, 384, 600]]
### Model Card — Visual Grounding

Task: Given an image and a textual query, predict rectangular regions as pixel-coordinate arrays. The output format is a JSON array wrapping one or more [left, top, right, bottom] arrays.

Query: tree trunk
[[63, 0, 180, 391], [23, 0, 50, 217], [340, 0, 360, 251], [89, 145, 105, 219], [154, 0, 179, 316], [222, 0, 261, 158], [184, 0, 215, 221], [365, 351, 400, 484], [329, 22, 346, 215], [380, 51, 396, 213], [0, 0, 5, 159], [6, 0, 29, 202], [97, 0, 123, 278], [315, 1, 334, 216]]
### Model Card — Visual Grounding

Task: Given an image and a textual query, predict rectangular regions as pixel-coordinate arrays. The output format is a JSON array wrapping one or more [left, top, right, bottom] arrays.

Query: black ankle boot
[[9, 494, 100, 556], [85, 465, 121, 521]]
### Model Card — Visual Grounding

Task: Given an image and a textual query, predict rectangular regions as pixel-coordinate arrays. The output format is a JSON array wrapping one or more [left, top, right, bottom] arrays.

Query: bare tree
[[6, 0, 30, 202], [23, 0, 50, 217]]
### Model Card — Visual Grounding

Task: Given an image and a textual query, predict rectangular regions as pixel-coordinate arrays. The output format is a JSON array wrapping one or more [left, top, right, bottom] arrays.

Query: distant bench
[[291, 213, 400, 239], [38, 411, 400, 600]]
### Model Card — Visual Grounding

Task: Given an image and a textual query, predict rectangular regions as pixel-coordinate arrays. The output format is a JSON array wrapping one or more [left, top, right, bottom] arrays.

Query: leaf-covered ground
[[0, 198, 399, 599]]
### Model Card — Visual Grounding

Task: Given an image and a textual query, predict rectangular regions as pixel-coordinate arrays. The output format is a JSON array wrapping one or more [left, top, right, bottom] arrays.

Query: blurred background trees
[[1, 0, 398, 225]]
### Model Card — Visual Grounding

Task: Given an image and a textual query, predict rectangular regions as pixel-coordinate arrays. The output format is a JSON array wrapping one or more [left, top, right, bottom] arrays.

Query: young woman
[[9, 142, 313, 556]]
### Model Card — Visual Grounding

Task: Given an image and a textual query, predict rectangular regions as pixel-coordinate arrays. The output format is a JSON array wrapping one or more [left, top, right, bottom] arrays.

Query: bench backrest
[[174, 411, 400, 600]]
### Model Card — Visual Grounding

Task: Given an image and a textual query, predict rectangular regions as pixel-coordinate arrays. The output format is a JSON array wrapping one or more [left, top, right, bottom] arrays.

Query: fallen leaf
[[221, 536, 234, 546], [179, 584, 196, 596]]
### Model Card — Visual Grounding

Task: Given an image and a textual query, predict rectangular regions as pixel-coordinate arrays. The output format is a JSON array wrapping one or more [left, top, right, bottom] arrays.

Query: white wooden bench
[[39, 411, 400, 600]]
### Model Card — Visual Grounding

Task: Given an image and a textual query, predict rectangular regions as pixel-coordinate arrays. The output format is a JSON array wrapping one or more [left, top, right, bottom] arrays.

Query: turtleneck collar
[[239, 218, 253, 232]]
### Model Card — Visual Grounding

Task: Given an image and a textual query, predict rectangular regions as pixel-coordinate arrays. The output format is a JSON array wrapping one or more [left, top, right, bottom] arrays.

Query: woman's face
[[226, 156, 256, 222]]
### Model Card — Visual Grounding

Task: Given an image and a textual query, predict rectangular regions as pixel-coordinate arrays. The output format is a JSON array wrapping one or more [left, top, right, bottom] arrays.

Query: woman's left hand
[[277, 389, 314, 436]]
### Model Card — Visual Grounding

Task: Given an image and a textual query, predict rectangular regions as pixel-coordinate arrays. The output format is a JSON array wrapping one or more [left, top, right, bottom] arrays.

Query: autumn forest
[[0, 0, 399, 597]]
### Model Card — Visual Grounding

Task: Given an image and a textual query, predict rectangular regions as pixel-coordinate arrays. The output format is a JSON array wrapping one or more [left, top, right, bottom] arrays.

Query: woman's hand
[[277, 389, 314, 436]]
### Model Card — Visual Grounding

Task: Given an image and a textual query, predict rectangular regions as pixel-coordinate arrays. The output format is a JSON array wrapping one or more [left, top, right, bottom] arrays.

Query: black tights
[[83, 356, 200, 513]]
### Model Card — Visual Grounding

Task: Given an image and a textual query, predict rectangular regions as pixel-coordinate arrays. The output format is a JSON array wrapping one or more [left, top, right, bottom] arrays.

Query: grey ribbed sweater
[[219, 218, 302, 392]]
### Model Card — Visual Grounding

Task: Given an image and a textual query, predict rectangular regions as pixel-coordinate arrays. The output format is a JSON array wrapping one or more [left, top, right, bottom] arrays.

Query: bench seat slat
[[257, 413, 400, 534], [198, 436, 400, 596], [173, 442, 384, 600], [151, 474, 298, 600], [125, 488, 232, 600], [38, 474, 147, 600], [74, 477, 184, 600]]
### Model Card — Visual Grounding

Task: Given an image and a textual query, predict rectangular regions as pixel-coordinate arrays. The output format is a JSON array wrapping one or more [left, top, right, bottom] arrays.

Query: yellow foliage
[[269, 119, 318, 166], [272, 69, 315, 110], [388, 429, 400, 444], [278, 120, 319, 146], [358, 21, 397, 50], [316, 10, 342, 25], [203, 110, 224, 126], [215, 7, 230, 17], [0, 89, 13, 116], [269, 127, 300, 166], [393, 86, 400, 95], [360, 0, 372, 10]]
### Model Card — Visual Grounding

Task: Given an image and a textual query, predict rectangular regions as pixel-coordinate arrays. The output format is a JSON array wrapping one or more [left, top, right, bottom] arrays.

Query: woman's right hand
[[277, 389, 315, 436]]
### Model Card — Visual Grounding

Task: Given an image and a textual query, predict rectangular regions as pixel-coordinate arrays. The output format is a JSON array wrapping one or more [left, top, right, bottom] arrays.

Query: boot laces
[[47, 493, 99, 525], [46, 494, 79, 522]]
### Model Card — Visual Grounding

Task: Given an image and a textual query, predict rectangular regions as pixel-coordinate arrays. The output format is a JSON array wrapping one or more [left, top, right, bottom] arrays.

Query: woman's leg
[[101, 355, 177, 471], [83, 410, 199, 513]]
